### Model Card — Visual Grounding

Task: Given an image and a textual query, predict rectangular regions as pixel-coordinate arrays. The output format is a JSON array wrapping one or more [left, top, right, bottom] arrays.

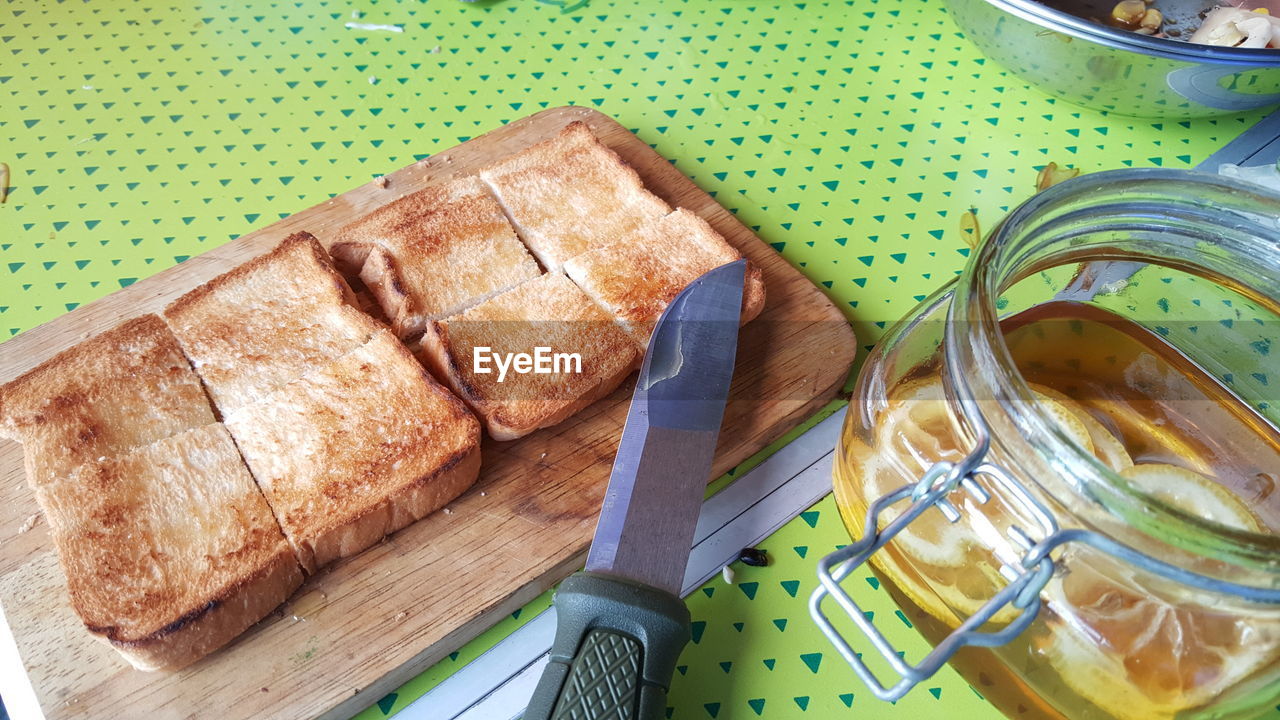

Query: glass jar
[[810, 169, 1280, 720]]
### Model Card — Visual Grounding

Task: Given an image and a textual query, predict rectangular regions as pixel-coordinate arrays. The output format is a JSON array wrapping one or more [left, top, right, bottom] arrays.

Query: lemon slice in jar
[[861, 379, 1139, 628], [860, 379, 1021, 625], [862, 452, 1021, 626], [1119, 464, 1260, 531], [1041, 466, 1276, 719], [1029, 383, 1133, 473], [1031, 392, 1096, 455], [864, 378, 973, 569], [1043, 559, 1280, 720]]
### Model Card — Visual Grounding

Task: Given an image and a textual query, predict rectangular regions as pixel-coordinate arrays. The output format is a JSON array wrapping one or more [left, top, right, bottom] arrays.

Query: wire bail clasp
[[808, 456, 1061, 702]]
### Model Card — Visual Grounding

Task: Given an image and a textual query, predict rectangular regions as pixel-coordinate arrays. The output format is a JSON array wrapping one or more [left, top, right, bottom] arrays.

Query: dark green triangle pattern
[[0, 0, 1265, 340], [662, 497, 986, 719], [1, 1, 1276, 720]]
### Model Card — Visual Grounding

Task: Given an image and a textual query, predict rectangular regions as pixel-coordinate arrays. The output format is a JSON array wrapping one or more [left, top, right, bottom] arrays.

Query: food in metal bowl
[[943, 0, 1280, 117], [1189, 5, 1280, 47], [1050, 0, 1280, 46]]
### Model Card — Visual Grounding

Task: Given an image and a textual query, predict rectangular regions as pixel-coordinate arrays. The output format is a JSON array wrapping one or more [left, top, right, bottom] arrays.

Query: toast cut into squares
[[163, 232, 383, 416], [35, 423, 303, 672], [419, 272, 639, 441], [161, 233, 378, 415], [225, 329, 481, 573], [479, 121, 670, 272], [330, 176, 542, 340], [0, 314, 216, 488], [564, 209, 767, 347]]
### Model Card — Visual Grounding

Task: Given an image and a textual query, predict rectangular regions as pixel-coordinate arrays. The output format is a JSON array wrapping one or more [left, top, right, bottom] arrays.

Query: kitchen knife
[[522, 259, 747, 720]]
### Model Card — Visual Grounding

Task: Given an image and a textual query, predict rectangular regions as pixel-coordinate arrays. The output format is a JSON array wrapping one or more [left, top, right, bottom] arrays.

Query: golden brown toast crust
[[563, 208, 766, 346], [164, 232, 357, 319], [419, 273, 639, 441], [4, 118, 775, 676], [225, 330, 481, 572], [163, 232, 382, 415], [0, 314, 216, 487], [305, 443, 480, 570], [93, 546, 301, 672], [331, 176, 541, 340], [36, 424, 303, 671], [480, 121, 670, 271]]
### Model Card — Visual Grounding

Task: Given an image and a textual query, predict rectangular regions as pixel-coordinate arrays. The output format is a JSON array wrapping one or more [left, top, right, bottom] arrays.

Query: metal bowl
[[943, 0, 1280, 117]]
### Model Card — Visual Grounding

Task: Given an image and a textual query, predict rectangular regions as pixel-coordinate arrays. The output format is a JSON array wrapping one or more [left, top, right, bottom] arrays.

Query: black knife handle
[[523, 572, 691, 720]]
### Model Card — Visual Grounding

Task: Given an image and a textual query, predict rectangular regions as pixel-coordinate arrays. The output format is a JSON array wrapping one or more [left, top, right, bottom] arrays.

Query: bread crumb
[[721, 564, 735, 585], [442, 507, 454, 515], [372, 175, 389, 188], [394, 610, 409, 622], [430, 45, 442, 54], [479, 491, 487, 497], [351, 9, 360, 19], [18, 513, 40, 534], [539, 452, 547, 459]]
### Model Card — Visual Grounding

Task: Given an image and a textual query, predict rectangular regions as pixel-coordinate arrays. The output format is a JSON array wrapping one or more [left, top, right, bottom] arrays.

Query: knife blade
[[522, 259, 747, 720]]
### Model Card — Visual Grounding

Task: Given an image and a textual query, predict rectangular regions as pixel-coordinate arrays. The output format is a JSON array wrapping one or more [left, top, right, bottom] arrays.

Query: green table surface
[[1, 1, 1274, 719]]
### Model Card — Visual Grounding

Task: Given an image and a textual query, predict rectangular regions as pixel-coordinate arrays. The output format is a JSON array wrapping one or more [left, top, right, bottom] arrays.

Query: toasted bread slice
[[479, 121, 670, 271], [419, 273, 639, 441], [35, 423, 303, 671], [330, 176, 542, 340], [564, 209, 766, 347], [0, 314, 216, 488], [164, 232, 382, 415], [225, 330, 481, 572]]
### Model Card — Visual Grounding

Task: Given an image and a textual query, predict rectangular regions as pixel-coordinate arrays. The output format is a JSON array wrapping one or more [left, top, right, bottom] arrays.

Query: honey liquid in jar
[[833, 300, 1280, 720]]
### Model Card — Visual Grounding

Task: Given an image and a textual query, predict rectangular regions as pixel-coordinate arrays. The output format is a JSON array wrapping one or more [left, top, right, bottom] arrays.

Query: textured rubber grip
[[523, 572, 691, 720], [551, 629, 641, 719]]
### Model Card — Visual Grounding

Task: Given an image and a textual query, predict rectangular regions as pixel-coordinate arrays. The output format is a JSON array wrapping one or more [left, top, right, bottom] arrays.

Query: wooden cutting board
[[0, 106, 857, 720]]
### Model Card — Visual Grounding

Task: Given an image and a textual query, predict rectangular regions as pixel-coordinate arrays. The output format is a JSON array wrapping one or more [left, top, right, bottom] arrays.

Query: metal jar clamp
[[808, 415, 1280, 703]]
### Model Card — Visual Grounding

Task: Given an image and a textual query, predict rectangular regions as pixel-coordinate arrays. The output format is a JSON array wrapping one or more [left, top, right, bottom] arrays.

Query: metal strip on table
[[1200, 109, 1280, 168], [1055, 108, 1280, 304], [398, 107, 1280, 720], [399, 408, 848, 720], [0, 604, 39, 720]]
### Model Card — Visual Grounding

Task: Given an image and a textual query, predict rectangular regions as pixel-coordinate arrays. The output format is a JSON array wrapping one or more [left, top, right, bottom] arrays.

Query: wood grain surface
[[0, 106, 857, 720]]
